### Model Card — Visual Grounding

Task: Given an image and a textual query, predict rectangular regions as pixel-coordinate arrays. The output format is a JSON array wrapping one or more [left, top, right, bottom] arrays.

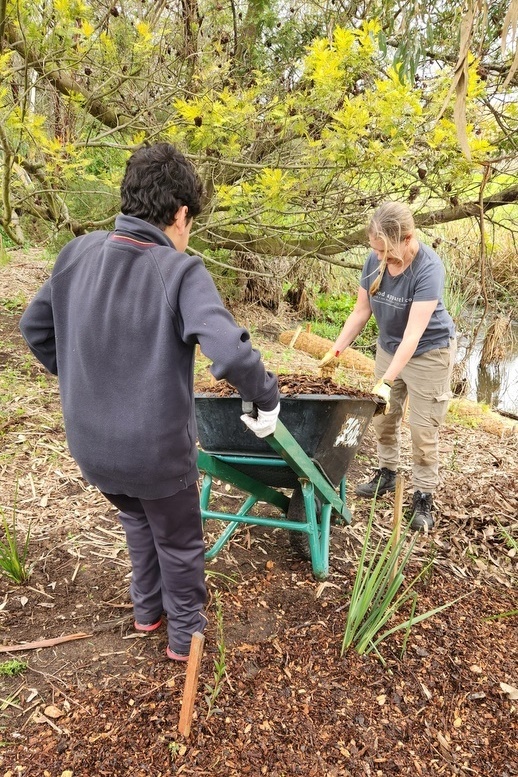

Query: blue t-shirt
[[360, 242, 455, 356]]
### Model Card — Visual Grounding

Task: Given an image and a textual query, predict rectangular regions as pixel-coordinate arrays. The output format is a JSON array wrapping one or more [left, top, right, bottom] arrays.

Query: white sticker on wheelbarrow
[[334, 417, 362, 448]]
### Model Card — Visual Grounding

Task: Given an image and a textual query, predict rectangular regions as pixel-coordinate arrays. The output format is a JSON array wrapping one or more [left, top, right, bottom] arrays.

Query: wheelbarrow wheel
[[288, 483, 321, 561]]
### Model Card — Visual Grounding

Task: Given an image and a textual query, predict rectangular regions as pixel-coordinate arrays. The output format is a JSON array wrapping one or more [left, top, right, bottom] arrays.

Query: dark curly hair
[[120, 143, 204, 230]]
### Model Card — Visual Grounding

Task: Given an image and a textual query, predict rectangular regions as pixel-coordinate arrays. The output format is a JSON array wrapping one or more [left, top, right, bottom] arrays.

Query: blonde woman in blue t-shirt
[[320, 201, 456, 530]]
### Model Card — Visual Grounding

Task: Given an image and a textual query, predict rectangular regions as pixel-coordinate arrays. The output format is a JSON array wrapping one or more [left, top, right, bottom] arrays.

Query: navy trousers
[[103, 483, 207, 654]]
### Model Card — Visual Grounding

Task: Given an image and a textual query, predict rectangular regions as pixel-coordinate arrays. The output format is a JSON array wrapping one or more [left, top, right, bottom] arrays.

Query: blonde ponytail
[[369, 255, 387, 295]]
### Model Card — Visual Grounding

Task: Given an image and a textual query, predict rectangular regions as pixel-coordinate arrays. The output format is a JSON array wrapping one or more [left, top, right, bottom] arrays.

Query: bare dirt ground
[[0, 256, 517, 777]]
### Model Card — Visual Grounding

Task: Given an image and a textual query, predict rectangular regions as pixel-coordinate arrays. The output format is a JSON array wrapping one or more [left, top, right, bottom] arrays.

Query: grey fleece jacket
[[20, 215, 279, 499]]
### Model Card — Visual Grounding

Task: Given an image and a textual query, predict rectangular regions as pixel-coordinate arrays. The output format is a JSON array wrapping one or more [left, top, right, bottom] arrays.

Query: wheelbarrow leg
[[201, 472, 242, 559], [300, 481, 330, 580], [200, 472, 212, 513], [204, 494, 258, 560]]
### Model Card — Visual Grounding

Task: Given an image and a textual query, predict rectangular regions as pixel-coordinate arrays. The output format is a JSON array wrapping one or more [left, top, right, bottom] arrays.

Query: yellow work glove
[[318, 348, 340, 368], [372, 379, 392, 414]]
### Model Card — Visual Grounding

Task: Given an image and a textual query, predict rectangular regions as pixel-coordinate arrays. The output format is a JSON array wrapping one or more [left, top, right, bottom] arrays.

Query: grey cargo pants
[[103, 482, 207, 655], [373, 340, 457, 493]]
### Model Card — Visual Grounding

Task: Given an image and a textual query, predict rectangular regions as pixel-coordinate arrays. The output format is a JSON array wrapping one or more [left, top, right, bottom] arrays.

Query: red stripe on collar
[[111, 235, 158, 247]]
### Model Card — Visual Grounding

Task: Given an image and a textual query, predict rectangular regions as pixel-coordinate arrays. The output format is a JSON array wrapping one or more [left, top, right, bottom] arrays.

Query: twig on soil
[[0, 632, 92, 653], [135, 678, 178, 701], [489, 482, 518, 511], [0, 685, 24, 710]]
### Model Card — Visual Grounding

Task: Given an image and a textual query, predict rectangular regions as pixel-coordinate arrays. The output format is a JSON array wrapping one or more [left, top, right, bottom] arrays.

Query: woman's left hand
[[372, 379, 392, 413]]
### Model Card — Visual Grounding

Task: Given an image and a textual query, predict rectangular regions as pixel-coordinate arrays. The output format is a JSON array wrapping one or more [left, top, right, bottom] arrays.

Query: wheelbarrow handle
[[241, 400, 258, 418]]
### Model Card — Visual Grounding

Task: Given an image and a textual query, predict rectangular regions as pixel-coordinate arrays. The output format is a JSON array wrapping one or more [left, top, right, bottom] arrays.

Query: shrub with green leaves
[[204, 589, 226, 719], [310, 293, 379, 352]]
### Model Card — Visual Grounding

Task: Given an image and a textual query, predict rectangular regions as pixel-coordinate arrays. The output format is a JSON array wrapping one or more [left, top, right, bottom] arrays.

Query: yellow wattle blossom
[[135, 21, 152, 44], [80, 20, 95, 38]]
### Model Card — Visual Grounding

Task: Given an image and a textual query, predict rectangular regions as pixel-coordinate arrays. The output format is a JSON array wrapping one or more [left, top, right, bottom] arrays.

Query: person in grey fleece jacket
[[20, 143, 280, 661]]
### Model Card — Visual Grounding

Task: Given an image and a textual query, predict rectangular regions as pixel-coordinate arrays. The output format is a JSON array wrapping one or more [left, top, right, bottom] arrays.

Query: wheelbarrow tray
[[195, 393, 378, 487]]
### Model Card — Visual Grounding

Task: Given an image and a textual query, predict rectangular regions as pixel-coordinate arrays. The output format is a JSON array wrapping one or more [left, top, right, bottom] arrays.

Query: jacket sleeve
[[19, 279, 58, 375], [175, 259, 279, 411]]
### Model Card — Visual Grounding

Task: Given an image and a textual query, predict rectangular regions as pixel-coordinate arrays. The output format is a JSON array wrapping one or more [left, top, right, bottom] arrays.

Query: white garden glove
[[372, 379, 392, 414], [318, 348, 340, 367], [241, 403, 280, 438]]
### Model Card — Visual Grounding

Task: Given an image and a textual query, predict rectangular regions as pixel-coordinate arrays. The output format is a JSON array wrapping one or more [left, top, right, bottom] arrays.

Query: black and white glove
[[240, 403, 280, 438]]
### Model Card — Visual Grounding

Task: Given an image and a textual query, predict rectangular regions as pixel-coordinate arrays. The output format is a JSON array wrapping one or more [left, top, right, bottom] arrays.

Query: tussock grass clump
[[481, 315, 513, 366], [491, 249, 518, 302]]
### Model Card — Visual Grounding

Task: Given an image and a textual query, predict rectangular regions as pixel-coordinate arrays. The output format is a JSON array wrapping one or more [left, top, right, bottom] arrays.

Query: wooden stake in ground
[[288, 325, 302, 349], [390, 474, 405, 584], [178, 631, 205, 738]]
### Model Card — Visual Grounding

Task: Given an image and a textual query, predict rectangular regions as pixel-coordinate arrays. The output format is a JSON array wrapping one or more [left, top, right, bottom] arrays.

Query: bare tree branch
[[194, 183, 518, 261]]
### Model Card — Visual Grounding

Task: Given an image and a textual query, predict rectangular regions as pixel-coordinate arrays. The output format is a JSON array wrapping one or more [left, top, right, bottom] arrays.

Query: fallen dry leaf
[[44, 704, 64, 719], [25, 688, 39, 703], [499, 682, 518, 700]]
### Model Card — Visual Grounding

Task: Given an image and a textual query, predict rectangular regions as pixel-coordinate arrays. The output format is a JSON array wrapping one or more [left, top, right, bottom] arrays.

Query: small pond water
[[458, 319, 518, 416]]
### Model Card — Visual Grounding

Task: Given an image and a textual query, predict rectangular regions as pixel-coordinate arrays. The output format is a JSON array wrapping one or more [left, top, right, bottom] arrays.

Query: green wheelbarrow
[[195, 392, 382, 580]]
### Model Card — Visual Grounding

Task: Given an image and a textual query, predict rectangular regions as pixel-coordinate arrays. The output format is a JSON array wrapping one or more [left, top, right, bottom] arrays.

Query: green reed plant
[[204, 589, 227, 719], [341, 499, 466, 659], [0, 486, 32, 584], [496, 519, 517, 552], [483, 609, 518, 622]]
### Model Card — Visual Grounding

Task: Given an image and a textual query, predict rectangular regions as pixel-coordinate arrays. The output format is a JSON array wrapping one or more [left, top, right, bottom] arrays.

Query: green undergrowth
[[0, 294, 27, 315], [0, 659, 28, 677], [446, 399, 491, 429], [307, 292, 378, 352]]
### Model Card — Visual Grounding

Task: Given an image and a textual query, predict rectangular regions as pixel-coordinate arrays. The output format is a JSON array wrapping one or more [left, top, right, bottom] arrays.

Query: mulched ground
[[197, 373, 381, 400], [1, 541, 516, 777], [0, 258, 517, 776]]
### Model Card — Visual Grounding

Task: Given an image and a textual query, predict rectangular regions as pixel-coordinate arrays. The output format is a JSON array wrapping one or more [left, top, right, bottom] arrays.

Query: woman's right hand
[[318, 348, 340, 367]]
